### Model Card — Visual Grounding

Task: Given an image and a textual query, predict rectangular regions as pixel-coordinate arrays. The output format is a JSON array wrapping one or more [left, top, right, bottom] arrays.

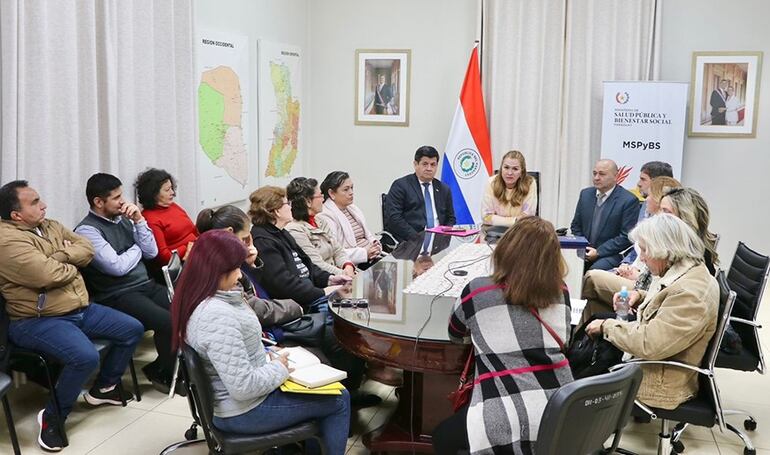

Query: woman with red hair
[[170, 229, 350, 454]]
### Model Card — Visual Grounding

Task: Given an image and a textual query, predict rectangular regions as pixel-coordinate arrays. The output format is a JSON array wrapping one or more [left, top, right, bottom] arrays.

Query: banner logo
[[615, 92, 630, 104], [453, 149, 481, 179]]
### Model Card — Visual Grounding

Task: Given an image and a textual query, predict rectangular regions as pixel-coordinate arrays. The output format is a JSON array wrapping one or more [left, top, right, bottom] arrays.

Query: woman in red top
[[135, 168, 199, 265]]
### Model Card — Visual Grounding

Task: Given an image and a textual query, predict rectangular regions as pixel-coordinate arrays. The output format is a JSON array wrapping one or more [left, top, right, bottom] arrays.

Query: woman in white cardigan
[[316, 171, 382, 266]]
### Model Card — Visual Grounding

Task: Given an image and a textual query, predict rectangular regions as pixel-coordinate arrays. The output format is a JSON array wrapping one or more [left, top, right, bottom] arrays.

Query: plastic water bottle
[[616, 286, 630, 321]]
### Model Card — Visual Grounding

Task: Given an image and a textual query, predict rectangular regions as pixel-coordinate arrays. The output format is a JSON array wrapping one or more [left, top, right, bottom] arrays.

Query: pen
[[266, 346, 295, 364]]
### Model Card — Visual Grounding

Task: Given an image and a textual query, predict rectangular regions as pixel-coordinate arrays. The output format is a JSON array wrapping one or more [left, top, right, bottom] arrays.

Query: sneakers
[[37, 409, 65, 452], [83, 384, 134, 406]]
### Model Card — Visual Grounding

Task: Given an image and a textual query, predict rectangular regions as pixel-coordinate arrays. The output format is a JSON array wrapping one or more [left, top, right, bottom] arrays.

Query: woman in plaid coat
[[434, 217, 574, 454]]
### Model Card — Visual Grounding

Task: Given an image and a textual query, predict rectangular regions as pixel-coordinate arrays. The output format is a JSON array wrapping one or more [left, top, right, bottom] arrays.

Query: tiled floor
[[2, 290, 769, 454]]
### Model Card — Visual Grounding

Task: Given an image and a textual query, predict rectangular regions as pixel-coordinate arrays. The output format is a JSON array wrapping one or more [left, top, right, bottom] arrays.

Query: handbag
[[447, 347, 475, 412], [278, 313, 327, 347], [567, 313, 623, 379]]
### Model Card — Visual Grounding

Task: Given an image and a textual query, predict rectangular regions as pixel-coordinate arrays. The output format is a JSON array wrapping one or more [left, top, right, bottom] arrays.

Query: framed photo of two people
[[689, 51, 763, 138], [355, 49, 411, 126]]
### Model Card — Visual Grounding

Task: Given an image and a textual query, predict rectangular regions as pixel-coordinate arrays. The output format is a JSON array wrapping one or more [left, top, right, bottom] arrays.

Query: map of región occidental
[[265, 62, 300, 177], [198, 66, 248, 186]]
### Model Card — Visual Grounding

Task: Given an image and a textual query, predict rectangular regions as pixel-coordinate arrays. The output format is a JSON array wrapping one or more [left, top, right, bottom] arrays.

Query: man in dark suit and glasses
[[384, 146, 456, 242], [570, 159, 640, 271]]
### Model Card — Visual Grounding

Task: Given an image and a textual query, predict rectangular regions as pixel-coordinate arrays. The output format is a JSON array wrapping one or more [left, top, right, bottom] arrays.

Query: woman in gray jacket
[[170, 229, 350, 454]]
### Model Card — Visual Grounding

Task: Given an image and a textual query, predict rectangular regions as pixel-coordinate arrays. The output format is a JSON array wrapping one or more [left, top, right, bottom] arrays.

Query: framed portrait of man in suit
[[689, 51, 763, 137], [355, 49, 411, 126]]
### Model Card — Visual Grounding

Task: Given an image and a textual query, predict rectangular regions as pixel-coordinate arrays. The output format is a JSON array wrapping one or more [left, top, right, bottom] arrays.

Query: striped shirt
[[342, 208, 369, 248]]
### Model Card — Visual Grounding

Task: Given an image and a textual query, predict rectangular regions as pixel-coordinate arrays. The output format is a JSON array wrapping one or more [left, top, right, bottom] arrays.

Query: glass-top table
[[330, 230, 588, 342]]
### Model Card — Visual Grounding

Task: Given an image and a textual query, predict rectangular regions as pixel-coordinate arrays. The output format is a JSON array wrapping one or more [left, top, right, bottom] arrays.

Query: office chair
[[162, 250, 183, 301], [0, 372, 21, 455], [168, 346, 322, 455], [0, 294, 21, 455], [536, 364, 642, 454], [612, 270, 749, 454], [715, 242, 769, 441], [378, 193, 399, 252], [527, 171, 541, 216]]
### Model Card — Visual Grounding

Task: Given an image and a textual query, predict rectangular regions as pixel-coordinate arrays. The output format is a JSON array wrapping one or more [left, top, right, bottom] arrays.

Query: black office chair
[[536, 364, 642, 454], [612, 270, 747, 454], [0, 372, 21, 455], [378, 193, 398, 253], [1, 295, 140, 447], [0, 294, 21, 455], [171, 345, 322, 455], [715, 242, 769, 440], [527, 171, 541, 216]]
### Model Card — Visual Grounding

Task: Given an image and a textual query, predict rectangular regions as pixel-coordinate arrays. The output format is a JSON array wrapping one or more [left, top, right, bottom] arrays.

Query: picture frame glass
[[689, 52, 763, 137]]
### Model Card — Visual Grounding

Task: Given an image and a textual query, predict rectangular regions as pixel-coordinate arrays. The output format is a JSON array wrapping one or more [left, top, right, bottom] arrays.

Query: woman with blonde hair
[[480, 150, 537, 226], [660, 187, 719, 274], [646, 176, 682, 215], [433, 217, 572, 454]]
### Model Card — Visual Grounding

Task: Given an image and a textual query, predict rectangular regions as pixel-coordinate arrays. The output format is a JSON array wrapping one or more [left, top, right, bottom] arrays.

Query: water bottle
[[616, 286, 630, 321]]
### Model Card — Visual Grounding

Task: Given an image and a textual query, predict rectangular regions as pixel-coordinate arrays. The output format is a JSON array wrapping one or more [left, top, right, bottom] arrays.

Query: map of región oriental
[[198, 66, 248, 186], [265, 62, 300, 177]]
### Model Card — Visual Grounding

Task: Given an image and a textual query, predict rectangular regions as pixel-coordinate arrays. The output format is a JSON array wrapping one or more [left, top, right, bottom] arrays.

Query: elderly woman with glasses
[[285, 177, 356, 278], [586, 214, 718, 410], [248, 186, 350, 315]]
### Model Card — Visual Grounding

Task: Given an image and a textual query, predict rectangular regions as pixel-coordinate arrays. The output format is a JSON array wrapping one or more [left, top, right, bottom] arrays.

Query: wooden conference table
[[330, 229, 588, 452]]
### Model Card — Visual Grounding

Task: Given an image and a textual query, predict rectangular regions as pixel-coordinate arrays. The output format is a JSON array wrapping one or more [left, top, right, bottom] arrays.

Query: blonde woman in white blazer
[[316, 171, 382, 266]]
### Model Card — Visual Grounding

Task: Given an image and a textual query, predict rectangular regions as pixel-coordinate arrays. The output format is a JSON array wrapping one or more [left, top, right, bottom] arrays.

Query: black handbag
[[279, 313, 327, 347], [567, 313, 623, 379]]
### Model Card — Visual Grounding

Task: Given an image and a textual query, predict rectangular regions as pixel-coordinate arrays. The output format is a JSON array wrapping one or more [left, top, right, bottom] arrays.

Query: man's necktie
[[423, 182, 435, 228]]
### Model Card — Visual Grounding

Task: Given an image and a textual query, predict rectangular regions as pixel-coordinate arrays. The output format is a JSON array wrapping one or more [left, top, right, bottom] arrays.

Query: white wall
[[307, 0, 478, 230], [659, 0, 770, 264], [193, 0, 310, 212]]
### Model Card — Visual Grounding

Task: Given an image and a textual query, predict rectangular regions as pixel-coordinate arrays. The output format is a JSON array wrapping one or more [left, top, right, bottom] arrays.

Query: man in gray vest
[[75, 173, 177, 394]]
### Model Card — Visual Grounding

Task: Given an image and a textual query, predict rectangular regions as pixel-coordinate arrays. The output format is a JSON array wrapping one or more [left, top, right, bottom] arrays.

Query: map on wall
[[196, 31, 250, 207], [258, 40, 303, 182]]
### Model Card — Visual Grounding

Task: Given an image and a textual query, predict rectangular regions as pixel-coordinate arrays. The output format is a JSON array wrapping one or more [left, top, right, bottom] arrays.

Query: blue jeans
[[213, 388, 351, 455], [8, 303, 144, 418]]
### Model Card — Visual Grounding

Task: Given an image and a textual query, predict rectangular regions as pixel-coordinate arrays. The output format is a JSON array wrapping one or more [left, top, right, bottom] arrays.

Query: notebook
[[278, 346, 348, 389]]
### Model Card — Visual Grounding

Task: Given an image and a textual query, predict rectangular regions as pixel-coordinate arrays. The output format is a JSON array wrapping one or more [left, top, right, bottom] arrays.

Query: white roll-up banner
[[600, 81, 688, 190]]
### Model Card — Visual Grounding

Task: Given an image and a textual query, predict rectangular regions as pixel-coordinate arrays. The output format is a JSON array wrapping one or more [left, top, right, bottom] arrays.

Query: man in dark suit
[[374, 74, 393, 114], [384, 146, 456, 242], [570, 159, 640, 271], [710, 79, 729, 125]]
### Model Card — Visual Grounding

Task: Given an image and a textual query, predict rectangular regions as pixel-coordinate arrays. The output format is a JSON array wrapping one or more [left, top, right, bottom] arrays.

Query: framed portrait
[[362, 259, 404, 321], [689, 51, 763, 137], [355, 49, 411, 126]]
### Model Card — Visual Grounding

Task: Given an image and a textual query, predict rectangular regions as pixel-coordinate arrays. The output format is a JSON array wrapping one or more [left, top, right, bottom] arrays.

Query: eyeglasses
[[282, 201, 292, 207]]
